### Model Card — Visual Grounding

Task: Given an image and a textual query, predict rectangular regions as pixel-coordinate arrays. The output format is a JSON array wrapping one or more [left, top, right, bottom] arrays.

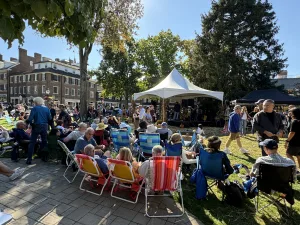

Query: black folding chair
[[255, 164, 295, 217]]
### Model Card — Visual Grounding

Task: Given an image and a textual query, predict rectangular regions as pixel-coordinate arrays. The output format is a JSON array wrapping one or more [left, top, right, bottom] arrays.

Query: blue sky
[[0, 0, 299, 76]]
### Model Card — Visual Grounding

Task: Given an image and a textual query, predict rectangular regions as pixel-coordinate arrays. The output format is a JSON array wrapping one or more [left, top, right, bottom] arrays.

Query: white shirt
[[139, 108, 145, 120], [64, 130, 85, 142], [242, 112, 247, 120]]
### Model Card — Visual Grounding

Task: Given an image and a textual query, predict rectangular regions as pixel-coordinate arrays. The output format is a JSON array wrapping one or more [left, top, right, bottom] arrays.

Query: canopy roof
[[133, 68, 224, 101], [235, 89, 300, 105]]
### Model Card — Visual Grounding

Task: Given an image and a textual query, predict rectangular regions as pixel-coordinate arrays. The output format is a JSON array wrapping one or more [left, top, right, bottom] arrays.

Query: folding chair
[[94, 130, 110, 147], [254, 164, 295, 217], [138, 133, 160, 161], [75, 154, 110, 196], [165, 142, 182, 156], [57, 140, 80, 183], [107, 158, 144, 204], [178, 131, 196, 148], [145, 156, 184, 217], [111, 129, 130, 152], [199, 148, 229, 201], [158, 131, 168, 142]]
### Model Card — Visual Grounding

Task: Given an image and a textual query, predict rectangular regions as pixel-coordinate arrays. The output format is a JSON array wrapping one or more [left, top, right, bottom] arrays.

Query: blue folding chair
[[198, 148, 229, 201], [138, 133, 160, 161], [178, 131, 197, 148], [111, 129, 130, 152], [165, 141, 182, 156]]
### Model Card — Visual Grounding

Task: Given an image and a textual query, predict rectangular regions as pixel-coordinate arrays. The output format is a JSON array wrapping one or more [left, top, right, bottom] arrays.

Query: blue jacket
[[28, 105, 51, 125], [228, 112, 240, 133]]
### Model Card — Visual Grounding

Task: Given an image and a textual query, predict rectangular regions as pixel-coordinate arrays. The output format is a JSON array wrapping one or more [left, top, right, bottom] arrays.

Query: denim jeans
[[27, 124, 48, 162], [173, 112, 179, 120], [240, 119, 247, 135]]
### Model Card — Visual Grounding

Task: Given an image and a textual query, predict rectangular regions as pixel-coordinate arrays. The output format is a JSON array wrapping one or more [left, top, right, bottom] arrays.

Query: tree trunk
[[79, 44, 93, 120]]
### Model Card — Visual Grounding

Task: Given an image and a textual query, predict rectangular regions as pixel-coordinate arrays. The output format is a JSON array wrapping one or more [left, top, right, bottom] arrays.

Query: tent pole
[[162, 98, 165, 121]]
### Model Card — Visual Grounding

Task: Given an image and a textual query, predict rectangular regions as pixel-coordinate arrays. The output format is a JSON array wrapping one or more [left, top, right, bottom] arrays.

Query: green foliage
[[189, 0, 287, 100], [94, 38, 142, 107], [136, 29, 182, 89]]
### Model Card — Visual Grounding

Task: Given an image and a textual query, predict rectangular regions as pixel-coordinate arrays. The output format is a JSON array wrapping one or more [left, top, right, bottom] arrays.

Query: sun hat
[[146, 124, 157, 133], [97, 123, 108, 130]]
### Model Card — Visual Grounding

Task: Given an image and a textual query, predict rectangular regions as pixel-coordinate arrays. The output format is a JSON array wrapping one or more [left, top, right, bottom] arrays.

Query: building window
[[65, 88, 69, 95], [14, 87, 17, 94], [34, 85, 38, 93], [42, 74, 46, 81], [4, 84, 6, 90], [90, 83, 94, 88], [14, 76, 17, 83], [52, 74, 59, 81], [65, 68, 68, 72], [10, 77, 13, 83], [45, 64, 48, 68], [72, 78, 75, 85], [38, 64, 41, 69], [27, 86, 30, 94], [19, 86, 22, 94], [53, 86, 58, 94], [34, 74, 38, 81], [78, 79, 80, 86], [90, 91, 94, 98], [64, 77, 68, 84], [30, 61, 33, 66], [71, 88, 75, 96], [20, 76, 23, 83], [42, 85, 45, 94], [77, 89, 80, 96], [23, 86, 26, 94], [23, 75, 26, 82], [68, 78, 72, 84], [10, 87, 13, 94], [3, 73, 6, 79]]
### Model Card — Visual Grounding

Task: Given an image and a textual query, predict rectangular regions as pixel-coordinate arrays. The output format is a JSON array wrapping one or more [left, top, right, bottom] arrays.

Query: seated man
[[156, 122, 173, 139], [74, 128, 105, 154], [83, 144, 111, 175], [91, 118, 100, 130], [63, 122, 87, 143], [138, 145, 164, 178], [251, 139, 296, 178], [13, 121, 31, 149]]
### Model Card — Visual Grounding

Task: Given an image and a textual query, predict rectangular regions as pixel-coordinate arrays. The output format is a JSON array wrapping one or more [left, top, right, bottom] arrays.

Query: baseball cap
[[259, 139, 278, 150], [255, 99, 265, 105], [161, 122, 167, 127]]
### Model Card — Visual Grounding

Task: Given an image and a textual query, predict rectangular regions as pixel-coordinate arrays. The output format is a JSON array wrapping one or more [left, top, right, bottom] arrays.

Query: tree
[[136, 30, 182, 89], [0, 0, 143, 116], [94, 38, 142, 107], [189, 0, 287, 100]]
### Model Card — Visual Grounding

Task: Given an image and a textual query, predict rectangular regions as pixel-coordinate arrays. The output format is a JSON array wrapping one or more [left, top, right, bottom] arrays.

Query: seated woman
[[205, 136, 234, 175], [116, 147, 141, 176], [134, 121, 147, 139], [108, 115, 119, 129], [84, 144, 111, 175], [165, 133, 182, 156]]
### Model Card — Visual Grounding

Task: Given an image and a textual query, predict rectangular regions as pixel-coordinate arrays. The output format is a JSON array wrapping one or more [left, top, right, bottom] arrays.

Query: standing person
[[173, 102, 181, 120], [133, 106, 140, 130], [0, 103, 3, 118], [58, 105, 71, 128], [143, 106, 152, 124], [240, 106, 249, 136], [287, 105, 296, 132], [224, 105, 249, 154], [150, 105, 156, 123], [285, 107, 300, 174], [26, 97, 52, 164], [253, 99, 284, 156], [49, 103, 56, 129], [138, 105, 145, 123], [255, 99, 265, 111]]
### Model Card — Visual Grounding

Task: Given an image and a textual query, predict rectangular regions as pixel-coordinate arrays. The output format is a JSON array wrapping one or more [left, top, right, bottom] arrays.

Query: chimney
[[34, 53, 42, 62], [55, 58, 60, 62], [0, 54, 2, 61], [18, 47, 27, 61]]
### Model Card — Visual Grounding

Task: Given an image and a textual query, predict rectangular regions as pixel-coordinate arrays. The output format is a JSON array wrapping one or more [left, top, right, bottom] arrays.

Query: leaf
[[65, 0, 74, 17], [31, 0, 48, 18]]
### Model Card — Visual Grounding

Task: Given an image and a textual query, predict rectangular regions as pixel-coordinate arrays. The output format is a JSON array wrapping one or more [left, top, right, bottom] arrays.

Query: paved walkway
[[0, 159, 204, 225]]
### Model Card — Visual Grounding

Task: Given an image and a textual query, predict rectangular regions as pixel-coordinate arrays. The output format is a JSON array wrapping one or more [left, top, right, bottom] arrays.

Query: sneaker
[[240, 148, 249, 154], [9, 168, 25, 181], [223, 148, 231, 154]]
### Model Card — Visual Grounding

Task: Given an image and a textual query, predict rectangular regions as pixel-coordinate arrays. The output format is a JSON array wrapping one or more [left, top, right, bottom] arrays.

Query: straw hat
[[97, 123, 108, 130], [146, 124, 157, 133]]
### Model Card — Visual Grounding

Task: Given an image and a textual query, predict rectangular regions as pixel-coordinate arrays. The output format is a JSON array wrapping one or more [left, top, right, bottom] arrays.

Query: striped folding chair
[[138, 133, 160, 161], [108, 158, 144, 204], [145, 156, 184, 217], [58, 141, 81, 183], [111, 129, 130, 152], [75, 154, 110, 196]]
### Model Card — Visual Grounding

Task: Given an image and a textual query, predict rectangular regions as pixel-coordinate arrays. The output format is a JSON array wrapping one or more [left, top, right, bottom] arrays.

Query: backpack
[[219, 181, 245, 207]]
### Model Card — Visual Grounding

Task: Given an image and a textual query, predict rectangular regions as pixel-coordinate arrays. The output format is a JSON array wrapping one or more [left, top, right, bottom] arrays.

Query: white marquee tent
[[133, 68, 224, 101]]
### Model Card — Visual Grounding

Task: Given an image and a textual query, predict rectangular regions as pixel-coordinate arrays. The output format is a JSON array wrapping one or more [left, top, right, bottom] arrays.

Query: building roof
[[236, 89, 300, 105], [0, 61, 19, 70], [35, 60, 80, 69], [273, 78, 300, 90]]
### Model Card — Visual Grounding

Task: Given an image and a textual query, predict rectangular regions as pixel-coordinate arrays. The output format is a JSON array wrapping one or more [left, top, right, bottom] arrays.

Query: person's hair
[[170, 133, 181, 144], [254, 107, 259, 112], [198, 124, 203, 129], [84, 144, 95, 156], [288, 105, 295, 109], [264, 99, 275, 104], [241, 106, 247, 113], [119, 147, 133, 162], [16, 121, 25, 128], [207, 136, 222, 152], [33, 97, 44, 105], [56, 120, 63, 126], [152, 145, 163, 154], [85, 127, 94, 134], [234, 105, 241, 111], [139, 121, 147, 129], [290, 107, 300, 120], [78, 122, 87, 128]]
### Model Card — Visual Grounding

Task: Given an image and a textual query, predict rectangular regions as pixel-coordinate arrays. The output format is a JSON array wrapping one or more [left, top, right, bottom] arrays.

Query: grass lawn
[[182, 133, 300, 225]]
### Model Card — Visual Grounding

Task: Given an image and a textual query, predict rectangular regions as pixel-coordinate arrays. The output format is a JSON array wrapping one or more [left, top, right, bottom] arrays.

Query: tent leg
[[162, 98, 165, 122]]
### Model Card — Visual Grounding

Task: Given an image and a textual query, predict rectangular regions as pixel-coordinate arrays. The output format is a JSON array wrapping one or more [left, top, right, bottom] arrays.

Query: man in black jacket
[[253, 99, 284, 156]]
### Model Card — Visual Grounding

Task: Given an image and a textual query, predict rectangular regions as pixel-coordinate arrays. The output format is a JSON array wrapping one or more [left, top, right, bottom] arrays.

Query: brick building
[[6, 48, 97, 106]]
